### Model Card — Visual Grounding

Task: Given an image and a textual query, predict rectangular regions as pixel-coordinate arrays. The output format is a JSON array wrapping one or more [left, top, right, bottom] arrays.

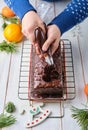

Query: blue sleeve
[[4, 0, 36, 20], [50, 0, 88, 35]]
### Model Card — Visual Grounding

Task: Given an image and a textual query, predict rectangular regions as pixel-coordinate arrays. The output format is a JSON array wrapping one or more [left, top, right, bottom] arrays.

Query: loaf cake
[[31, 45, 63, 98]]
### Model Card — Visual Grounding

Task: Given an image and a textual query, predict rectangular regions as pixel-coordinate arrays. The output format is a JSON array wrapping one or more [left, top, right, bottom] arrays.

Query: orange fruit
[[3, 23, 24, 43], [2, 6, 15, 18], [84, 84, 88, 96]]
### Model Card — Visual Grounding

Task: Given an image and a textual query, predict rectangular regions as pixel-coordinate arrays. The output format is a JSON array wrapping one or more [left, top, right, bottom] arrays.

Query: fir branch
[[0, 13, 19, 24], [2, 22, 7, 29], [7, 17, 19, 24], [0, 40, 18, 53], [71, 106, 88, 130], [0, 113, 16, 128], [5, 102, 16, 113]]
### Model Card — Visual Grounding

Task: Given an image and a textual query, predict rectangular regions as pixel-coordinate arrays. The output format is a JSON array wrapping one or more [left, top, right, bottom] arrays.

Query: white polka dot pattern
[[4, 0, 37, 21], [65, 0, 88, 23], [4, 0, 88, 32], [4, 0, 14, 10]]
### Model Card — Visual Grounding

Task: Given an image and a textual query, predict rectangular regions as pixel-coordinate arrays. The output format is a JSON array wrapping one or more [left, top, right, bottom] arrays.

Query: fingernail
[[42, 46, 47, 52]]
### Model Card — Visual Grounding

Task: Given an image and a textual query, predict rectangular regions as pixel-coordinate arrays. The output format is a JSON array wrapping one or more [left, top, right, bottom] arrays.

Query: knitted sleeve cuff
[[4, 0, 36, 20], [49, 10, 76, 35]]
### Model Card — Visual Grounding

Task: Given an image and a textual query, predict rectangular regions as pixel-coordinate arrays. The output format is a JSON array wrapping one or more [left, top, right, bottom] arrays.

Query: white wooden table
[[0, 0, 88, 130]]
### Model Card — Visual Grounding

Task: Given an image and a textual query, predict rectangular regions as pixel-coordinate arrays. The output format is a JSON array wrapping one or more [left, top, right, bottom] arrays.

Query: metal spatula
[[34, 27, 54, 65]]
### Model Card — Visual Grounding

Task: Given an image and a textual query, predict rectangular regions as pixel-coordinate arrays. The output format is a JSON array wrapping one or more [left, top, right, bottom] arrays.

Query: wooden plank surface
[[0, 0, 12, 113], [0, 0, 88, 130]]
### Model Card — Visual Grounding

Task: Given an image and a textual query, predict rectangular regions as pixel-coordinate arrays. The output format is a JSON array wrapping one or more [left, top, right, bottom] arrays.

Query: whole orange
[[2, 6, 15, 18], [84, 84, 88, 96], [3, 23, 24, 43]]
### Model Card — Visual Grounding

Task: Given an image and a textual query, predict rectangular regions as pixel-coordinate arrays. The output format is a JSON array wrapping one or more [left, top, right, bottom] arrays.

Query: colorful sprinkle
[[32, 122, 34, 124], [36, 120, 39, 122], [40, 117, 42, 119], [33, 108, 36, 111], [27, 123, 30, 126], [46, 110, 49, 113]]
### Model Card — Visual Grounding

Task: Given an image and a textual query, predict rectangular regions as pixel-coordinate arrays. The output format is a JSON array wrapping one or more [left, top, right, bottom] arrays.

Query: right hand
[[22, 11, 46, 44], [42, 24, 61, 54]]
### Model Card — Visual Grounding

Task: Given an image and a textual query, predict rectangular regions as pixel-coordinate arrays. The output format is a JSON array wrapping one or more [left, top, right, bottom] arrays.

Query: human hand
[[42, 24, 61, 54], [22, 11, 46, 43]]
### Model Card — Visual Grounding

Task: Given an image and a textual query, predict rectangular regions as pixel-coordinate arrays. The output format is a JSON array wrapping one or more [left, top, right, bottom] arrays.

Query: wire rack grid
[[18, 39, 76, 101]]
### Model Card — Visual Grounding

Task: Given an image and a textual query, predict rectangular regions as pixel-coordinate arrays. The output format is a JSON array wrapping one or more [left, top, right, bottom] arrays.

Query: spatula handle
[[34, 27, 46, 54]]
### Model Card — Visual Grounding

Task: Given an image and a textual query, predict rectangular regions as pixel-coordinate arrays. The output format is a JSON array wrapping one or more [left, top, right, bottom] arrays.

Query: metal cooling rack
[[61, 39, 76, 100], [18, 40, 32, 100], [18, 39, 76, 101]]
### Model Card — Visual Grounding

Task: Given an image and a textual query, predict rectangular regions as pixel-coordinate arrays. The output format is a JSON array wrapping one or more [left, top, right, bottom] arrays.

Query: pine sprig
[[0, 14, 19, 24], [0, 14, 20, 29], [0, 113, 16, 128], [7, 17, 19, 24], [71, 106, 88, 130], [5, 102, 16, 113], [0, 40, 18, 53]]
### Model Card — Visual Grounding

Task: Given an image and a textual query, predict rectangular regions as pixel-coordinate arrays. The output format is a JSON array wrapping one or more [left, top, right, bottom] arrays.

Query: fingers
[[42, 37, 55, 52], [24, 30, 35, 42], [42, 37, 59, 53], [39, 22, 46, 35], [42, 35, 60, 54], [43, 39, 59, 54], [22, 23, 46, 44], [34, 42, 41, 54], [34, 42, 44, 59], [22, 11, 46, 43], [50, 39, 59, 54], [42, 24, 61, 54]]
